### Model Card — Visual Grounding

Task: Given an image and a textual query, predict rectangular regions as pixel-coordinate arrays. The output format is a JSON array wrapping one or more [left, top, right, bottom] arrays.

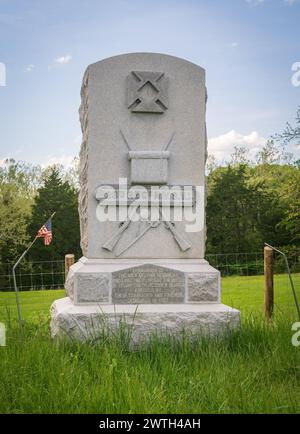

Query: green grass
[[1, 273, 299, 322], [0, 289, 65, 323], [0, 274, 299, 414], [222, 273, 300, 316]]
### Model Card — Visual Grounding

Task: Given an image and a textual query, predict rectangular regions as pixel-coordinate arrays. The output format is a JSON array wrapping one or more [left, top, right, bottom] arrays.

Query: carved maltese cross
[[127, 70, 168, 113]]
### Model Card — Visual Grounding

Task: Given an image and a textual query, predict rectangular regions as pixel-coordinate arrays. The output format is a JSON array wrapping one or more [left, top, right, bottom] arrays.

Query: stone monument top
[[79, 53, 206, 260]]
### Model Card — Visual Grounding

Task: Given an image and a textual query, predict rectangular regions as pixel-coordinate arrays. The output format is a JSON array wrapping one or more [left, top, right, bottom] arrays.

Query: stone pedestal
[[51, 257, 240, 342], [51, 298, 240, 344], [65, 257, 221, 304]]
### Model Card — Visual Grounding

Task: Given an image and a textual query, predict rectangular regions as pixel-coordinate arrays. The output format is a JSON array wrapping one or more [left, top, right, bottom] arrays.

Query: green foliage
[[278, 167, 300, 243], [0, 158, 42, 195], [256, 139, 293, 165], [0, 159, 41, 262], [0, 190, 31, 262], [27, 167, 81, 261], [206, 164, 283, 253], [0, 159, 80, 264]]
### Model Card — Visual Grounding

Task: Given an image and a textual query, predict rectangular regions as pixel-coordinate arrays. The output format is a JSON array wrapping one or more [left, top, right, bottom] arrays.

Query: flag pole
[[13, 236, 38, 323], [13, 211, 56, 323]]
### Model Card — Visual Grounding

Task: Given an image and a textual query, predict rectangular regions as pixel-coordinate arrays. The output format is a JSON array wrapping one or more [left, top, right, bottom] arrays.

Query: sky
[[0, 0, 300, 167]]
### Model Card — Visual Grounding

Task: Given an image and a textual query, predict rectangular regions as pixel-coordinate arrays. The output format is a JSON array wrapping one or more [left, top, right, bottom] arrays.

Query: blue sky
[[0, 0, 299, 166]]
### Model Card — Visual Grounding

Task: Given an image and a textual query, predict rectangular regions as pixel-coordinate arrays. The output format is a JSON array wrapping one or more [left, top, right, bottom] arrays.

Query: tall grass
[[0, 312, 299, 414]]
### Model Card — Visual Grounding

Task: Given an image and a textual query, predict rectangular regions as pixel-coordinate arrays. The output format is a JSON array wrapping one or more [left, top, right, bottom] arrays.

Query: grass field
[[0, 274, 299, 414], [0, 273, 299, 322]]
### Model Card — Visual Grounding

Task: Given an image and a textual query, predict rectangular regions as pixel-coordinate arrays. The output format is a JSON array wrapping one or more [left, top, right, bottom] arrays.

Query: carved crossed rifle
[[102, 207, 191, 256], [101, 206, 138, 253]]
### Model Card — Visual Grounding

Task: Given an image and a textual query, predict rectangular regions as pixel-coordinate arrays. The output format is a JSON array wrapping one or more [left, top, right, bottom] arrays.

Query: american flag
[[37, 217, 53, 246]]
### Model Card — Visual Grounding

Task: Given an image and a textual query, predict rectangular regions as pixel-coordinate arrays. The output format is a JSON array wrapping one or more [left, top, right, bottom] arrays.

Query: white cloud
[[245, 0, 266, 5], [55, 54, 72, 64], [246, 0, 297, 5], [25, 64, 35, 72], [229, 42, 238, 48], [42, 154, 76, 168], [208, 130, 267, 162]]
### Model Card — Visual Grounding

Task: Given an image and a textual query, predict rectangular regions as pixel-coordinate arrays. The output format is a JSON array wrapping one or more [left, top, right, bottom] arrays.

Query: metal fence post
[[264, 246, 274, 319]]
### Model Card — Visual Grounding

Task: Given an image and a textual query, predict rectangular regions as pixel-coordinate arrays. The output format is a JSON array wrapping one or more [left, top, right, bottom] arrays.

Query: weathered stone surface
[[75, 273, 110, 304], [78, 68, 89, 256], [64, 272, 74, 299], [79, 53, 206, 259], [50, 297, 240, 345], [112, 264, 184, 304], [65, 258, 222, 305], [188, 272, 220, 302], [65, 259, 85, 301], [127, 70, 168, 113], [128, 150, 170, 185]]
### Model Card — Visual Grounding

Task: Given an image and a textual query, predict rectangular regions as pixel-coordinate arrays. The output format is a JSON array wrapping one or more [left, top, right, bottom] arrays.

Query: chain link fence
[[0, 251, 299, 292], [206, 252, 264, 276], [0, 260, 65, 291], [207, 251, 300, 276]]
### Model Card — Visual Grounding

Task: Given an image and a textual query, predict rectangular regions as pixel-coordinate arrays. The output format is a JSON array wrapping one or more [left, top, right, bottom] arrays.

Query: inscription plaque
[[112, 264, 185, 304], [76, 273, 110, 303]]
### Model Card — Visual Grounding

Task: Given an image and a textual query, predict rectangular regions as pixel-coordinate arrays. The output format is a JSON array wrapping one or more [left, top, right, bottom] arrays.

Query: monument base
[[50, 297, 240, 344], [64, 257, 222, 304], [50, 257, 240, 344]]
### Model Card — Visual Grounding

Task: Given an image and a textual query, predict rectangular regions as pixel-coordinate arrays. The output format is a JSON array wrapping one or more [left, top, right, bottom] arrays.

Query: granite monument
[[50, 53, 240, 343]]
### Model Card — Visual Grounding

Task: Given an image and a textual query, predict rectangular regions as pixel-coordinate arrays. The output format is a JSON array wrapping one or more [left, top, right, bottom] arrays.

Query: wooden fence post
[[65, 254, 75, 280], [264, 246, 274, 319]]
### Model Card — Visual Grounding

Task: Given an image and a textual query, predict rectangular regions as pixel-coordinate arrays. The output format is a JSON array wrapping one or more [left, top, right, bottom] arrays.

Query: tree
[[0, 159, 41, 263], [206, 164, 284, 254], [0, 184, 31, 262], [256, 140, 293, 165], [273, 106, 300, 146], [206, 154, 218, 175], [64, 157, 80, 190], [279, 167, 300, 243], [0, 158, 42, 195], [27, 167, 81, 261], [230, 145, 250, 165]]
